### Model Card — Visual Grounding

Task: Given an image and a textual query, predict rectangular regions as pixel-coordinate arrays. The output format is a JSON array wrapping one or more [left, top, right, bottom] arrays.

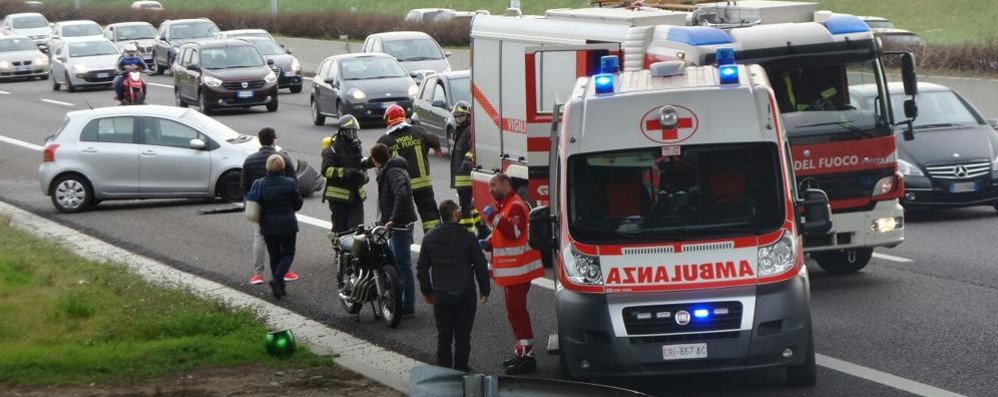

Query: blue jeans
[[388, 224, 415, 311]]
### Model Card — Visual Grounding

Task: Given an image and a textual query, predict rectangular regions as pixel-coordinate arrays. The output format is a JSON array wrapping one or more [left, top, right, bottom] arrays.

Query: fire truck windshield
[[567, 143, 786, 243], [765, 57, 892, 144]]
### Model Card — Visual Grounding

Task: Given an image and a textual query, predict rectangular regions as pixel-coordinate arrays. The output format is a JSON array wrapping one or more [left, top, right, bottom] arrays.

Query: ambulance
[[525, 54, 833, 385], [469, 1, 919, 274]]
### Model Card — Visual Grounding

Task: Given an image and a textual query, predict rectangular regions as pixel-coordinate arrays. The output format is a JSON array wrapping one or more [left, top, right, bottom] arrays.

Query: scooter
[[118, 65, 148, 106]]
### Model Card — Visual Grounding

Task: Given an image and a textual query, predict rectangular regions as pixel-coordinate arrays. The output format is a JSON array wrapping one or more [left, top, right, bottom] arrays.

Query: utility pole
[[270, 0, 277, 17], [75, 0, 80, 10]]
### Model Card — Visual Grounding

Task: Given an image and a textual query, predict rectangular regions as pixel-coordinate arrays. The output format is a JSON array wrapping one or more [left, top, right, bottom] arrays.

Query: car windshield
[[568, 143, 785, 244], [0, 37, 38, 52], [182, 110, 242, 142], [201, 46, 263, 69], [246, 38, 283, 55], [68, 41, 119, 57], [231, 32, 270, 39], [170, 22, 217, 39], [884, 91, 981, 128], [12, 16, 47, 29], [116, 24, 156, 40], [449, 77, 471, 104], [764, 55, 892, 143], [865, 20, 894, 29], [341, 57, 408, 80], [382, 38, 444, 61], [62, 24, 102, 37]]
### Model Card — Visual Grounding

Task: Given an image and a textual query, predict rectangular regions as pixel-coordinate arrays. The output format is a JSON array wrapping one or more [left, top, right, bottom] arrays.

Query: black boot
[[503, 356, 537, 375]]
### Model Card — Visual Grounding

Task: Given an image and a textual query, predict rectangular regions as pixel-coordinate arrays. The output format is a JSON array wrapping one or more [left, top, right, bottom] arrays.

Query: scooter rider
[[112, 43, 148, 101], [450, 101, 488, 238], [320, 114, 369, 288]]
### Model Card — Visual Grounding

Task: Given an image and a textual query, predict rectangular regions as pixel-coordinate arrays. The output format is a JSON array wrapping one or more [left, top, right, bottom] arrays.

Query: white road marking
[[817, 354, 966, 397], [40, 98, 74, 107], [0, 90, 9, 95], [873, 252, 914, 263], [0, 134, 44, 151], [147, 82, 173, 89]]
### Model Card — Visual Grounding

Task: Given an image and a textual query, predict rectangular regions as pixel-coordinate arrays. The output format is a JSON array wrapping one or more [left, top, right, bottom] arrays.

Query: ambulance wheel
[[786, 329, 817, 387], [812, 248, 873, 274]]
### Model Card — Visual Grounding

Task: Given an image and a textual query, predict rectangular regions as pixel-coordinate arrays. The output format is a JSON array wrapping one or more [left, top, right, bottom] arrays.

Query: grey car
[[240, 37, 302, 93], [38, 105, 259, 213], [104, 22, 158, 66], [310, 53, 417, 125], [361, 31, 451, 85], [411, 70, 470, 151], [49, 38, 120, 92], [0, 36, 50, 80]]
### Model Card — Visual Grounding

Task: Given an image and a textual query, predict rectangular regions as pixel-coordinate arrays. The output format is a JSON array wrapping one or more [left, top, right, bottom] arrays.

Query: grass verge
[[0, 219, 329, 386]]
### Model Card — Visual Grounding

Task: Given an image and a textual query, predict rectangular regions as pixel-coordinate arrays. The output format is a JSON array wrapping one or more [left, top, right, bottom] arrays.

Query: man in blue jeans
[[370, 143, 419, 316]]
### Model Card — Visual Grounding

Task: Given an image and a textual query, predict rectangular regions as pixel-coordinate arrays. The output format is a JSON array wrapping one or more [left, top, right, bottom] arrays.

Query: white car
[[49, 38, 120, 92], [48, 20, 104, 56], [1, 13, 52, 52], [39, 105, 259, 213], [361, 31, 451, 84], [0, 35, 50, 80], [404, 8, 456, 23], [130, 0, 163, 11], [213, 29, 274, 41]]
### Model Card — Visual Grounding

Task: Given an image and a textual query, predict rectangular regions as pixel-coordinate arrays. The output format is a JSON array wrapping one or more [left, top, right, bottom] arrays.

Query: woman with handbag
[[248, 154, 304, 299]]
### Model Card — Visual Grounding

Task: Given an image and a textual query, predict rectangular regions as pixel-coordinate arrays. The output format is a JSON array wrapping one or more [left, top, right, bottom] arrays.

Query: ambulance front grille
[[622, 246, 674, 255], [623, 301, 742, 336], [681, 241, 734, 252]]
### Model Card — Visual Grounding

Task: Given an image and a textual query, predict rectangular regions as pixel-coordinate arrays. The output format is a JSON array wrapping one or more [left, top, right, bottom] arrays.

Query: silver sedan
[[0, 35, 50, 80], [49, 38, 120, 92], [38, 105, 260, 213]]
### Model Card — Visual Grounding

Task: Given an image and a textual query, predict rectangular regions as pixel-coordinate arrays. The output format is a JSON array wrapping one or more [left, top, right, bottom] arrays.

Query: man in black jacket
[[242, 128, 298, 285], [417, 199, 490, 371], [449, 101, 488, 239], [371, 143, 418, 316]]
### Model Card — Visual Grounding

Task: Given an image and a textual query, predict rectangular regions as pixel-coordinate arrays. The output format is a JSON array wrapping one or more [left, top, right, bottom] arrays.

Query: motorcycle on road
[[118, 65, 148, 106], [334, 224, 403, 328]]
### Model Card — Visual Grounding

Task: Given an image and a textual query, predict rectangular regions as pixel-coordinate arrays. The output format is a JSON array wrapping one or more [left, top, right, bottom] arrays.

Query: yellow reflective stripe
[[411, 176, 432, 189], [464, 151, 473, 160], [422, 218, 441, 230], [324, 186, 351, 200], [782, 72, 798, 110], [324, 167, 345, 179], [454, 175, 472, 187], [358, 189, 367, 200], [415, 144, 427, 179], [821, 87, 838, 99]]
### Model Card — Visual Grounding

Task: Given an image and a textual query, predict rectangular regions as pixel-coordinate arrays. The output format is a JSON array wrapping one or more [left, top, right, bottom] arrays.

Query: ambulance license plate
[[237, 90, 253, 98], [662, 343, 707, 360], [949, 182, 979, 193]]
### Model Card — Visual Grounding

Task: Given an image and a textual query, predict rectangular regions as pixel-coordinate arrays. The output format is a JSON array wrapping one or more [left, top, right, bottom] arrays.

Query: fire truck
[[469, 1, 918, 274], [524, 55, 834, 384]]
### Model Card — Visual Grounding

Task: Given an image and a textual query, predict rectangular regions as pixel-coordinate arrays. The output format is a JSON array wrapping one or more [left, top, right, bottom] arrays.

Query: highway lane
[[2, 75, 994, 396]]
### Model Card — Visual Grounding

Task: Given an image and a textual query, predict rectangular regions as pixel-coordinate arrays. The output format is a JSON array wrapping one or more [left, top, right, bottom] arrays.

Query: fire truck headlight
[[758, 231, 795, 277], [872, 176, 895, 196], [563, 247, 603, 285]]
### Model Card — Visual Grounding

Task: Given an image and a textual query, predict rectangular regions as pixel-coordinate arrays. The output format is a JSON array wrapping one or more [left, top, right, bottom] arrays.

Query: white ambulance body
[[527, 61, 832, 384]]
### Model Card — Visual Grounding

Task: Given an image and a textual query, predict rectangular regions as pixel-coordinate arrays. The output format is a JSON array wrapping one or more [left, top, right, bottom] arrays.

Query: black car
[[172, 39, 279, 114], [151, 18, 218, 74], [411, 70, 470, 151], [852, 82, 998, 211], [310, 53, 417, 126]]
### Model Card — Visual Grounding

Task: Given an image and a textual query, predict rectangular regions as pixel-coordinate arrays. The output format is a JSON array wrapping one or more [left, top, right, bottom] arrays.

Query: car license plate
[[662, 343, 708, 361], [15, 65, 30, 72], [97, 72, 109, 78], [381, 102, 395, 109], [949, 181, 979, 193], [237, 90, 254, 99]]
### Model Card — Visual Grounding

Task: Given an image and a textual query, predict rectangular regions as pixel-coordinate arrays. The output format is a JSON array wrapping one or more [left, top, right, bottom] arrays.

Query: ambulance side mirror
[[528, 206, 554, 252], [799, 189, 832, 236]]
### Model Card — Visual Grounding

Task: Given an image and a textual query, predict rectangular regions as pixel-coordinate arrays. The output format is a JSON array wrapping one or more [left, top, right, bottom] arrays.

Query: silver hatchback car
[[39, 105, 259, 212]]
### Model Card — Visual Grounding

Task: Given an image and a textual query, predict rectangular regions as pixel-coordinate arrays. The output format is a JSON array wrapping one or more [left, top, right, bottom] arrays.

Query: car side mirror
[[266, 58, 275, 65], [409, 71, 418, 78], [798, 189, 832, 236], [189, 138, 206, 150], [987, 118, 998, 130], [285, 48, 293, 54], [186, 63, 200, 71], [528, 206, 554, 252], [432, 100, 447, 108], [900, 52, 918, 96]]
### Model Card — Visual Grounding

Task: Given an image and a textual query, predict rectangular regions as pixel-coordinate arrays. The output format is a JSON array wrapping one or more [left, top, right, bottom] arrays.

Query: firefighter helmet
[[451, 101, 471, 117], [384, 104, 406, 127], [338, 114, 360, 140], [321, 136, 333, 150]]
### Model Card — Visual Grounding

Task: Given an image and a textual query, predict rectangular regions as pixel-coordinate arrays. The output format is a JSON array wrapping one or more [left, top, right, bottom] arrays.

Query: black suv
[[172, 39, 279, 114], [152, 18, 218, 74]]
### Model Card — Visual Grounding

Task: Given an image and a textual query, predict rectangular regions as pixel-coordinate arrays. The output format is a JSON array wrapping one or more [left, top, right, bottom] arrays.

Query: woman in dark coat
[[258, 154, 304, 299]]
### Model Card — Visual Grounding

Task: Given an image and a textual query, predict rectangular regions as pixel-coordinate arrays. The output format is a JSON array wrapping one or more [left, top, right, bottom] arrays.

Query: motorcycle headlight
[[264, 70, 277, 83], [349, 88, 366, 101], [407, 84, 418, 97], [202, 76, 223, 87], [72, 63, 88, 73], [290, 59, 300, 73], [757, 231, 795, 277], [562, 246, 603, 285], [898, 159, 923, 177]]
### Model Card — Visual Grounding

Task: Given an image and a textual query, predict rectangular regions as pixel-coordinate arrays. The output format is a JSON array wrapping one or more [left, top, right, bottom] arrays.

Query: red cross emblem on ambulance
[[639, 104, 699, 144]]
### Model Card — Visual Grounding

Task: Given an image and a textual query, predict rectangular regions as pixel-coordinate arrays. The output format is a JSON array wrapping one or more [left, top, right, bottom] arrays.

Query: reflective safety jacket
[[485, 191, 544, 286], [321, 135, 368, 203], [450, 122, 473, 189], [373, 123, 441, 191]]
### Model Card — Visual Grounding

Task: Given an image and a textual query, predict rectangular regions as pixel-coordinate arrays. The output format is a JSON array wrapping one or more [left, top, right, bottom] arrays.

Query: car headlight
[[34, 56, 48, 66], [0, 60, 10, 69], [897, 159, 923, 177], [264, 70, 277, 83], [202, 76, 223, 87], [290, 59, 300, 73], [757, 231, 795, 277], [408, 84, 419, 97], [562, 246, 603, 285], [349, 88, 366, 101], [72, 63, 88, 73]]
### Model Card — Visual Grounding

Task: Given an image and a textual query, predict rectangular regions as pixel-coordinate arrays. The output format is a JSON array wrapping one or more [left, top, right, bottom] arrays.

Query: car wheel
[[51, 74, 60, 91], [51, 174, 93, 213], [266, 97, 278, 112], [153, 52, 164, 75], [812, 248, 873, 274], [216, 171, 243, 203], [175, 89, 187, 107], [39, 73, 49, 81], [64, 72, 76, 92], [311, 99, 325, 126], [289, 84, 303, 94], [199, 91, 213, 115]]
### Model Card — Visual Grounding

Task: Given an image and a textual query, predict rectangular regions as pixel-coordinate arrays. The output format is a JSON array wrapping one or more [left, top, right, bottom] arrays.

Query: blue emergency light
[[600, 55, 620, 74], [715, 48, 736, 66], [719, 65, 739, 85], [594, 73, 614, 94], [823, 14, 871, 35], [693, 309, 710, 319]]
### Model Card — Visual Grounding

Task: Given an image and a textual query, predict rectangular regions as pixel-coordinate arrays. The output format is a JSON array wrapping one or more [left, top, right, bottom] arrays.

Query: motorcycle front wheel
[[377, 265, 403, 328]]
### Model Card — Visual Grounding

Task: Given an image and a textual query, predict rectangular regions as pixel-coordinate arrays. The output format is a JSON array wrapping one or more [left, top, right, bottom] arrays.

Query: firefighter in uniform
[[449, 101, 489, 238], [365, 104, 443, 232], [479, 172, 545, 375], [321, 115, 369, 287]]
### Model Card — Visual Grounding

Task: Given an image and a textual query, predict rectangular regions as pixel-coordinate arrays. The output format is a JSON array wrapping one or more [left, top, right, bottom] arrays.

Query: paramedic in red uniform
[[480, 172, 545, 374]]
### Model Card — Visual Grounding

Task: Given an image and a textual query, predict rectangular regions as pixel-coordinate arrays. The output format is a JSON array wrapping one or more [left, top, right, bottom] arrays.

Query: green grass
[[0, 220, 328, 386]]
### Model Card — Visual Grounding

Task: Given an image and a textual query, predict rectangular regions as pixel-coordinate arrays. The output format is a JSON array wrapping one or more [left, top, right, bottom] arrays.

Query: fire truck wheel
[[785, 328, 817, 387], [812, 248, 873, 274]]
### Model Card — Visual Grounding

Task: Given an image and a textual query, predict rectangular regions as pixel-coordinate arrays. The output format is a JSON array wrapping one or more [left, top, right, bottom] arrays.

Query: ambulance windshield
[[567, 143, 785, 243], [765, 57, 892, 144]]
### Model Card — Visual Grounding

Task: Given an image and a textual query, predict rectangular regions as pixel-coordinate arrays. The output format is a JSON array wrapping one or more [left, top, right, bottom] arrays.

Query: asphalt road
[[1, 71, 997, 397]]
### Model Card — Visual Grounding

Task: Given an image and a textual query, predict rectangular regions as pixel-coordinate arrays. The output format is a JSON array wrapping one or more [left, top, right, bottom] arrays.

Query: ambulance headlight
[[758, 231, 795, 277], [593, 73, 614, 95], [563, 246, 603, 285], [719, 65, 739, 85]]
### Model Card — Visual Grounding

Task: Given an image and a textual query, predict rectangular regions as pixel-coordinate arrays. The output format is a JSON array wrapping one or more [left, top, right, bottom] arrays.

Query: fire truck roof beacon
[[600, 55, 620, 74]]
